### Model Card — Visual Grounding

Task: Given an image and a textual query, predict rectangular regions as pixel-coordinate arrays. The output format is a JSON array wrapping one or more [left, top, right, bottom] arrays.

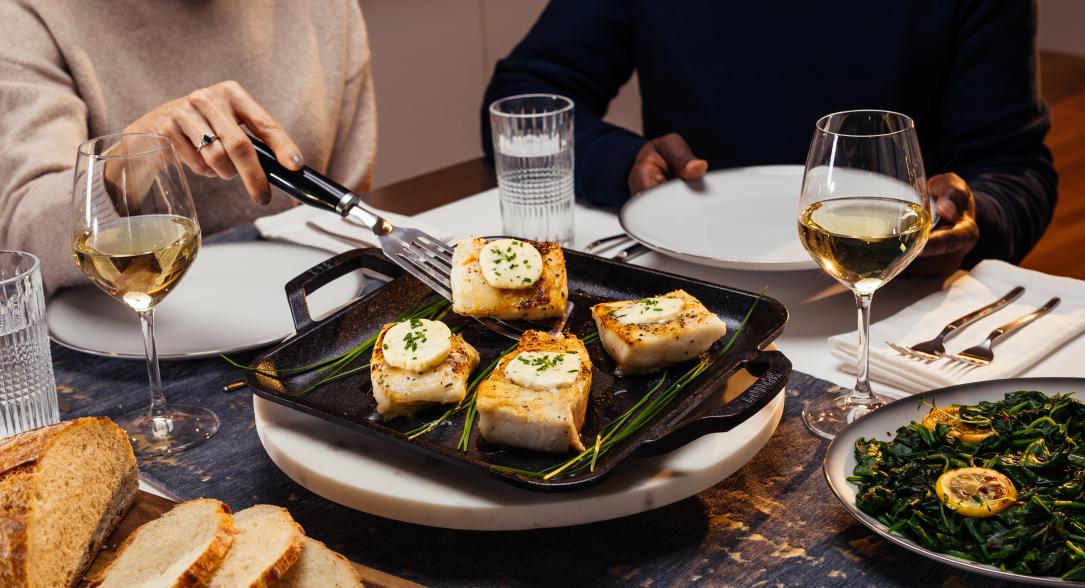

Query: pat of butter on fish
[[478, 238, 543, 290], [504, 351, 581, 390], [612, 297, 684, 325], [382, 318, 452, 372]]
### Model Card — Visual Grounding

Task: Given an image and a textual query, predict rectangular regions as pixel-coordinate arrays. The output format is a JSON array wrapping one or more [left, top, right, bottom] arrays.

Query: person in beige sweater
[[0, 0, 377, 292]]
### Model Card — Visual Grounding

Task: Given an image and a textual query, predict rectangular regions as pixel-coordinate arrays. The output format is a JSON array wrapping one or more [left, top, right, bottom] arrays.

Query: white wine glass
[[798, 110, 932, 439], [73, 132, 219, 455]]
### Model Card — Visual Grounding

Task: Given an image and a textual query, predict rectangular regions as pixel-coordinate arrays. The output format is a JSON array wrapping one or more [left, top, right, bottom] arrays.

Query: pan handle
[[285, 248, 402, 332], [636, 349, 792, 457]]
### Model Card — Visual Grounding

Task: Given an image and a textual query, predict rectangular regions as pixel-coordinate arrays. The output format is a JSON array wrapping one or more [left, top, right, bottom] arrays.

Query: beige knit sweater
[[0, 0, 376, 291]]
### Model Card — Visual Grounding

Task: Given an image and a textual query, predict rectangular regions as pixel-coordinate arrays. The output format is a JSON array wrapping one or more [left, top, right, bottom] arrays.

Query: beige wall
[[1038, 0, 1085, 56], [362, 0, 640, 188]]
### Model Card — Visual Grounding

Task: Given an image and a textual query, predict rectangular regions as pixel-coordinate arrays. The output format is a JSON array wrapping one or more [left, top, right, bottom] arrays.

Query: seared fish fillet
[[370, 323, 480, 419], [591, 289, 726, 374], [450, 237, 568, 320], [476, 331, 592, 453]]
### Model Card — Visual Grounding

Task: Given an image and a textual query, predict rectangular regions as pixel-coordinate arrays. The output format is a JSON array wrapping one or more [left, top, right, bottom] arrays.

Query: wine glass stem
[[136, 309, 170, 421], [851, 292, 875, 403]]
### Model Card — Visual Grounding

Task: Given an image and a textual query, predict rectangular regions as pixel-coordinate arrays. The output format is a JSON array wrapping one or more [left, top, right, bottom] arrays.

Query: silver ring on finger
[[195, 132, 218, 152]]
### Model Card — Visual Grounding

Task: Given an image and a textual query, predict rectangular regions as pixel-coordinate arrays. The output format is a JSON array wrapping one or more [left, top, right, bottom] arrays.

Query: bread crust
[[0, 417, 137, 588], [87, 499, 237, 588], [280, 536, 363, 587], [244, 506, 304, 588]]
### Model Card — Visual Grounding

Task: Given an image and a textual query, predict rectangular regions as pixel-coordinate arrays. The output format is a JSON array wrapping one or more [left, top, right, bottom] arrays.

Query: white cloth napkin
[[828, 260, 1085, 394], [253, 204, 448, 253]]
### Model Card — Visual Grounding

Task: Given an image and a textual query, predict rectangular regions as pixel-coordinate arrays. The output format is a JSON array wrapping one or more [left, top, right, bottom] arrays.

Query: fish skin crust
[[450, 237, 568, 320], [591, 289, 726, 374], [476, 331, 591, 453], [371, 323, 480, 419]]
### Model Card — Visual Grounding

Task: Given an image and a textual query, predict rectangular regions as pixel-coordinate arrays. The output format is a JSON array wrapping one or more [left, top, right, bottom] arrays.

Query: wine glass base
[[117, 405, 220, 456], [802, 391, 893, 440]]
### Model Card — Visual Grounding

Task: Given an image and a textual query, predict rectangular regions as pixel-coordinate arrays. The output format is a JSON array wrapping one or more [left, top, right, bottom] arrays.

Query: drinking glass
[[489, 94, 575, 246], [72, 132, 218, 455], [0, 251, 59, 438], [798, 110, 932, 439]]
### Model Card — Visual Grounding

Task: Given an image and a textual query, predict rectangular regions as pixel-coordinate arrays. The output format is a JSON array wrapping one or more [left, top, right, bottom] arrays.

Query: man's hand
[[628, 133, 708, 195], [124, 80, 304, 205], [907, 173, 980, 276]]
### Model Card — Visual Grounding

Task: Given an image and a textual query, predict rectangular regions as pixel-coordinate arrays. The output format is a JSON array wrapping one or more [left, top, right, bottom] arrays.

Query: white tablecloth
[[407, 189, 1085, 398]]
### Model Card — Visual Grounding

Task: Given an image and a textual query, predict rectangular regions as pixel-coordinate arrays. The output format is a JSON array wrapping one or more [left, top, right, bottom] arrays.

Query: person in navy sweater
[[481, 1, 1057, 275]]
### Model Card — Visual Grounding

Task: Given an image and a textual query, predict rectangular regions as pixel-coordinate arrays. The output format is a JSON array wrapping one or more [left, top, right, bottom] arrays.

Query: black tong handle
[[249, 135, 353, 214]]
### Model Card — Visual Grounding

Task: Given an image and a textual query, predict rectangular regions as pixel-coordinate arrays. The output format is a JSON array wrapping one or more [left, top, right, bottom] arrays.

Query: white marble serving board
[[253, 369, 784, 531]]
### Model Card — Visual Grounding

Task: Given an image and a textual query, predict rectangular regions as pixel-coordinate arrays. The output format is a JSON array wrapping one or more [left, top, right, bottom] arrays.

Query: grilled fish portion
[[450, 237, 568, 320], [591, 289, 726, 374], [370, 323, 480, 419], [476, 331, 592, 453]]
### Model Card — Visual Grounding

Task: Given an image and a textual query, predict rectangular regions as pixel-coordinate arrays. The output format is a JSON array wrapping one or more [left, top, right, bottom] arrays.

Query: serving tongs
[[250, 137, 567, 341]]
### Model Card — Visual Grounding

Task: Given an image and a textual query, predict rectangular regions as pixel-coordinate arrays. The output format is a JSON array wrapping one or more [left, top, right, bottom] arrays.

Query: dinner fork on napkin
[[828, 260, 1085, 394]]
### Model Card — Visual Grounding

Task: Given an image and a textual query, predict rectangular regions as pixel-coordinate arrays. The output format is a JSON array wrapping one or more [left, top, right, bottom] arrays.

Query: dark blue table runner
[[52, 229, 1014, 586]]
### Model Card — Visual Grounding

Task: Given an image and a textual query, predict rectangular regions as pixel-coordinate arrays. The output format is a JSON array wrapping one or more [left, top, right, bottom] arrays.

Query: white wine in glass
[[798, 111, 932, 439], [73, 132, 218, 455]]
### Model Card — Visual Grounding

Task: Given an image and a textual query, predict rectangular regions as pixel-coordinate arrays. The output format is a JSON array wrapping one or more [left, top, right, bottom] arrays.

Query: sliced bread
[[274, 536, 363, 588], [89, 498, 236, 588], [208, 504, 304, 588], [0, 417, 138, 588]]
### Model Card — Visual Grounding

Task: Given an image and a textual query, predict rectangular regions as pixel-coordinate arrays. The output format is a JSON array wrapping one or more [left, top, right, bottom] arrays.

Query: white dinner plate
[[824, 377, 1085, 586], [619, 165, 817, 271], [48, 241, 364, 360]]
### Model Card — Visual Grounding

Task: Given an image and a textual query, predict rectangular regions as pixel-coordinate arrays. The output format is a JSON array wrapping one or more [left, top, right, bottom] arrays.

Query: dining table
[[47, 157, 1062, 588]]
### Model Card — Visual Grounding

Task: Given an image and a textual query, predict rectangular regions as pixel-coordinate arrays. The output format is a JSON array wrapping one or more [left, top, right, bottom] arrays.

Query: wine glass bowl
[[798, 111, 932, 439], [73, 132, 218, 455]]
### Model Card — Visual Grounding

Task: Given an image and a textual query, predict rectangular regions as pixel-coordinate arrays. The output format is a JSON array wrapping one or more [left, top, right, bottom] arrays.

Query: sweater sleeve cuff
[[966, 190, 1011, 265], [575, 131, 646, 207]]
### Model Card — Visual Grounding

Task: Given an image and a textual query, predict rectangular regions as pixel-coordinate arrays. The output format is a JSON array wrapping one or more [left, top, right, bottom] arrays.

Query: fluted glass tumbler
[[0, 251, 59, 439], [490, 94, 575, 246]]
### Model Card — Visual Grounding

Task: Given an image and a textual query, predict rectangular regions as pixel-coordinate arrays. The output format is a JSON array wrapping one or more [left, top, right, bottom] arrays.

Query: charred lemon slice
[[935, 467, 1017, 517], [922, 406, 995, 445]]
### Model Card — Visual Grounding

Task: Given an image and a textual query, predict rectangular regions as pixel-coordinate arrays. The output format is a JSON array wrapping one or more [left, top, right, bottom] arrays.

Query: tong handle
[[249, 135, 354, 215]]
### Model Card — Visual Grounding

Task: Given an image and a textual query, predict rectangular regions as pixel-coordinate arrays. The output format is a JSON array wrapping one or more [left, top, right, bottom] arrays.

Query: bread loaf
[[0, 417, 138, 588], [89, 498, 236, 588]]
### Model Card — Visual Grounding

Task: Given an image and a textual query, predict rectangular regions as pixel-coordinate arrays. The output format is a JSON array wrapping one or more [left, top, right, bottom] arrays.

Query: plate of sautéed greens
[[824, 378, 1085, 585]]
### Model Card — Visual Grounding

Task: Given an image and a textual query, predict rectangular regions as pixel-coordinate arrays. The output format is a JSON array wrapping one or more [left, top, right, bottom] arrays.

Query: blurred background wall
[[362, 0, 1085, 190], [361, 0, 640, 188]]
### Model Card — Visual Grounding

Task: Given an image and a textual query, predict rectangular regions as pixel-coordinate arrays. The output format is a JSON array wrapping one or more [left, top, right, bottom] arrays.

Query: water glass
[[490, 94, 575, 246], [0, 251, 59, 438]]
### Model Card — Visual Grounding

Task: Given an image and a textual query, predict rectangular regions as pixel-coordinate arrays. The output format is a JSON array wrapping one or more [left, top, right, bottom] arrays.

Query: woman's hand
[[124, 80, 303, 205]]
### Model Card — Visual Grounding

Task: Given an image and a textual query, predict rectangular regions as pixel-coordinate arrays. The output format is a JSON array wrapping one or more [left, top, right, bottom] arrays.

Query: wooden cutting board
[[81, 491, 421, 587]]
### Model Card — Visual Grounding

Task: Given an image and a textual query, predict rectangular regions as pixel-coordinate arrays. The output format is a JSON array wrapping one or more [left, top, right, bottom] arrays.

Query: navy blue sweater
[[482, 1, 1057, 264]]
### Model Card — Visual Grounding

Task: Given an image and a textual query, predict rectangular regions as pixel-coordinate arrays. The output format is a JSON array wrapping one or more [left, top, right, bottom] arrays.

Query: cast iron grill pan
[[246, 248, 791, 492]]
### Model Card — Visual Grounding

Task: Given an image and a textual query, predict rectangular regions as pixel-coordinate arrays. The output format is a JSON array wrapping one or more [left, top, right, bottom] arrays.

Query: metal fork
[[584, 233, 632, 255], [886, 286, 1025, 360], [302, 221, 569, 341], [583, 233, 650, 263], [949, 297, 1061, 366], [251, 136, 570, 341]]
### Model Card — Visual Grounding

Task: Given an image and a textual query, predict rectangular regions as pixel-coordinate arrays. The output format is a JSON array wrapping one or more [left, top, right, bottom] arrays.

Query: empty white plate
[[48, 241, 364, 360], [619, 165, 817, 271]]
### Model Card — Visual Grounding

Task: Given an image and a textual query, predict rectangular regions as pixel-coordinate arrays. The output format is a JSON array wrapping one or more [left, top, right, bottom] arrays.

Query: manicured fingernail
[[291, 154, 304, 168]]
